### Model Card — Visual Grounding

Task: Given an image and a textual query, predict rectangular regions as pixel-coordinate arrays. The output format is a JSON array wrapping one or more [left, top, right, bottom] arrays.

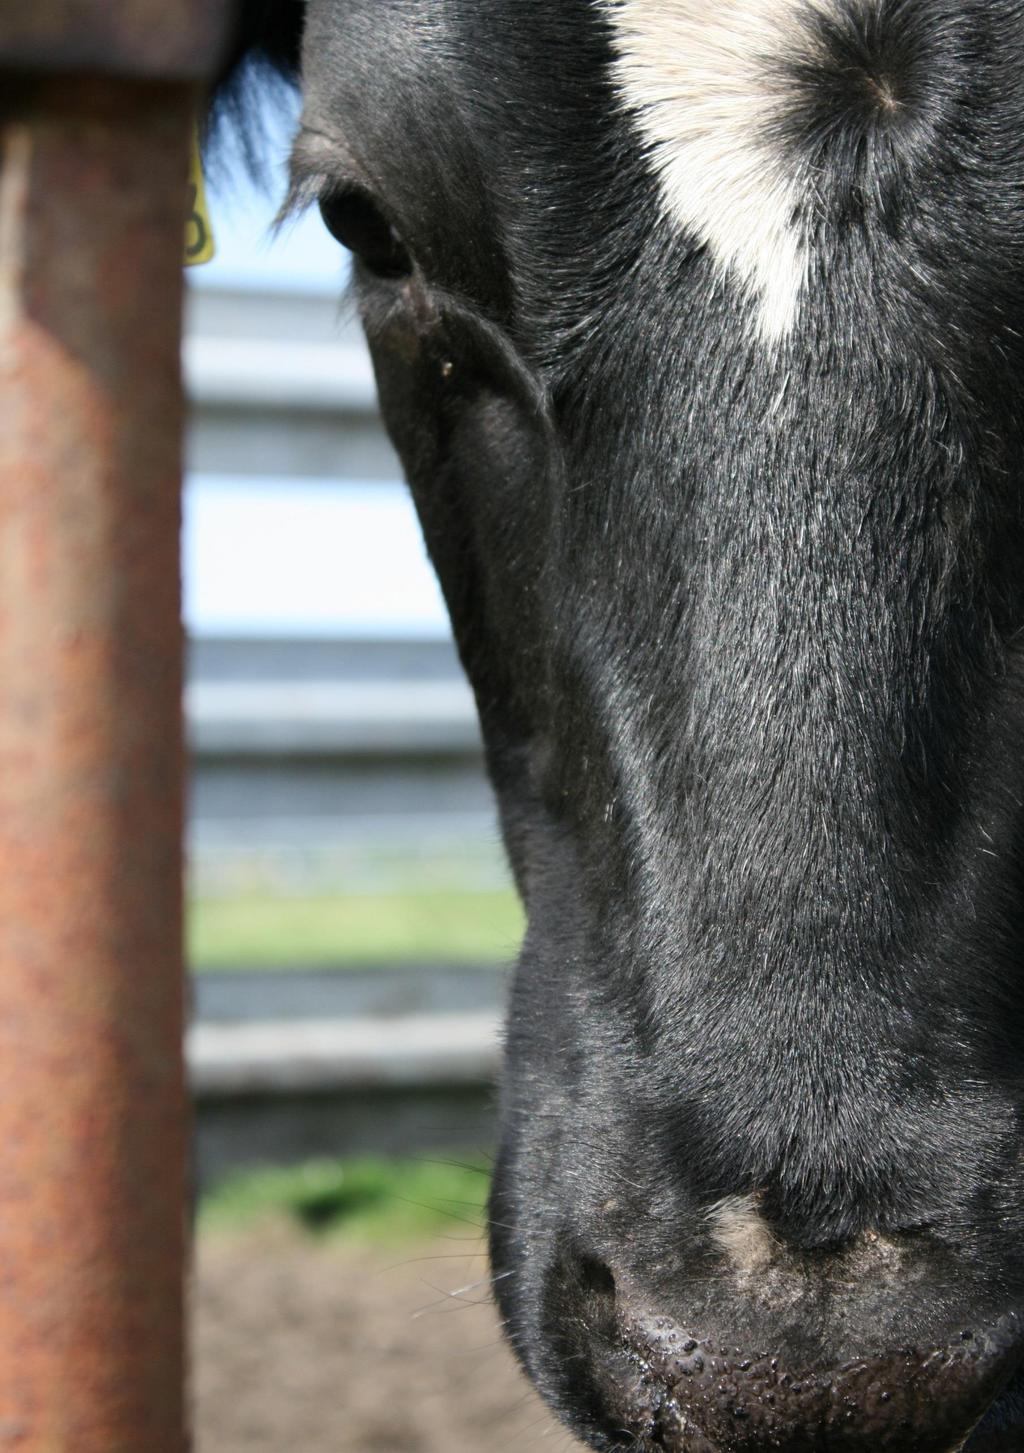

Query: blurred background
[[187, 104, 567, 1451]]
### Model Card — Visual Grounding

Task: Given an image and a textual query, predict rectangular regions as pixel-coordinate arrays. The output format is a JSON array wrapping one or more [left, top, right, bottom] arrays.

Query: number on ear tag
[[184, 126, 215, 266]]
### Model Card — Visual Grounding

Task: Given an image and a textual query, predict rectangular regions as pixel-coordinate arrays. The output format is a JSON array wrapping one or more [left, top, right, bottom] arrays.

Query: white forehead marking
[[707, 1193, 776, 1271], [601, 0, 827, 341]]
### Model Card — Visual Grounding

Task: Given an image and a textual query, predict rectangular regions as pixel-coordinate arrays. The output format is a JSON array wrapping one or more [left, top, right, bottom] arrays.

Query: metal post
[[0, 5, 229, 1448]]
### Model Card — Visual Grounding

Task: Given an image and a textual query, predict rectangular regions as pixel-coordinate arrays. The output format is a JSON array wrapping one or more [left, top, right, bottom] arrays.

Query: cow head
[[226, 0, 1024, 1445]]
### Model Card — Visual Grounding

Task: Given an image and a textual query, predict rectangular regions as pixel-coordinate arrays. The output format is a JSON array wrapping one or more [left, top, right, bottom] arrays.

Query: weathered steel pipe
[[0, 3, 228, 1444], [0, 75, 191, 1452]]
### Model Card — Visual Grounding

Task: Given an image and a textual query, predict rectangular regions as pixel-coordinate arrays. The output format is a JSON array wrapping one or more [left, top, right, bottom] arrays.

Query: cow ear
[[205, 0, 305, 175]]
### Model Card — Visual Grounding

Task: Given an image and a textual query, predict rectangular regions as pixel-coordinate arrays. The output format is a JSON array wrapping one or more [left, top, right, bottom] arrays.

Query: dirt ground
[[193, 1223, 581, 1453]]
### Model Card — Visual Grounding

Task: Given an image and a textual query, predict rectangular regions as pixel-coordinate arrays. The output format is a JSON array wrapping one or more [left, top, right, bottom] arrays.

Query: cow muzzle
[[601, 1313, 1020, 1452], [531, 1242, 1024, 1452]]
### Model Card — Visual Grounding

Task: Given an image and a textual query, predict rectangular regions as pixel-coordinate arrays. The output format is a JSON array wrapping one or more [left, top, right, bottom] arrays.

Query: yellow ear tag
[[184, 126, 215, 266]]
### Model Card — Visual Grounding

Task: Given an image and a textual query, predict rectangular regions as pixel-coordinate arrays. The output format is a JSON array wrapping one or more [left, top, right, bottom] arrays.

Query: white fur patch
[[707, 1193, 776, 1271], [601, 0, 828, 340]]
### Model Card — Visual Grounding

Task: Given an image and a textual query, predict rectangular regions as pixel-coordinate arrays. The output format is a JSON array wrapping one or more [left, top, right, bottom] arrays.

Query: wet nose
[[604, 1319, 1020, 1451], [541, 1251, 1023, 1452]]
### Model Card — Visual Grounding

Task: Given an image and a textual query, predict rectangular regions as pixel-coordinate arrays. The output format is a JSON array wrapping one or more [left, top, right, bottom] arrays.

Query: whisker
[[378, 1251, 490, 1273], [412, 1154, 494, 1176], [410, 1270, 514, 1319], [502, 1406, 564, 1449], [388, 1193, 503, 1231]]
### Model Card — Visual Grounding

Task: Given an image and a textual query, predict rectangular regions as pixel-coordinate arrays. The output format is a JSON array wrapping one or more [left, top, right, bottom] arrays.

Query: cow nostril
[[578, 1253, 616, 1301], [538, 1244, 628, 1442], [543, 1241, 619, 1350]]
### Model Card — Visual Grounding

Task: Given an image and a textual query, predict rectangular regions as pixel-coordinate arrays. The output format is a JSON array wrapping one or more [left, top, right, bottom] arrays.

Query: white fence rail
[[181, 279, 506, 1184]]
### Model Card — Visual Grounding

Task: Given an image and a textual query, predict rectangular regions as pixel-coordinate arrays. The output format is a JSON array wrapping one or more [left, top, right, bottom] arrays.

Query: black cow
[[219, 2, 1024, 1447]]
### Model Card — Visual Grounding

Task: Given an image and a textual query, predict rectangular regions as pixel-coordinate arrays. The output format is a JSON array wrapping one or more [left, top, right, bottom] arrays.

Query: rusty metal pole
[[0, 4, 230, 1448]]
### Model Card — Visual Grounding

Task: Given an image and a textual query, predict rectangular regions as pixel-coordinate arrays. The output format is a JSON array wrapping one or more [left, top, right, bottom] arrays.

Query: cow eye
[[318, 188, 412, 279]]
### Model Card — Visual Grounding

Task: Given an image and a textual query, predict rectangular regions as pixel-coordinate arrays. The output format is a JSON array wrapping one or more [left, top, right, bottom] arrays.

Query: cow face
[[285, 0, 1024, 1446]]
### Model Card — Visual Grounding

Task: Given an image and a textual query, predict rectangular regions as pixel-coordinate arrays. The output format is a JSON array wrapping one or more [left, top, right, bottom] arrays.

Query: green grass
[[199, 1155, 492, 1243], [187, 887, 524, 970]]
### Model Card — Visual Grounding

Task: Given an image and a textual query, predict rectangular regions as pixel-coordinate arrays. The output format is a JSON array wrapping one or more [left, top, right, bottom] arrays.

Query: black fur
[[218, 2, 1024, 1447]]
